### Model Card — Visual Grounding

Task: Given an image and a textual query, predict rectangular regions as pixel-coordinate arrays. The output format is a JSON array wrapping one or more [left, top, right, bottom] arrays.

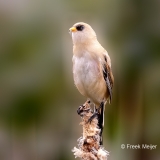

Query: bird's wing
[[102, 55, 114, 103]]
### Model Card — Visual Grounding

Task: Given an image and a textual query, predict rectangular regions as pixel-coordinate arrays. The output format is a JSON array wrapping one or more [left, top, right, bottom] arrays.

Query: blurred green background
[[0, 0, 160, 160]]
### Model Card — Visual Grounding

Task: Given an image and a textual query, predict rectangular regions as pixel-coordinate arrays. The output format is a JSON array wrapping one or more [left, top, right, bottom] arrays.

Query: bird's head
[[69, 22, 97, 45]]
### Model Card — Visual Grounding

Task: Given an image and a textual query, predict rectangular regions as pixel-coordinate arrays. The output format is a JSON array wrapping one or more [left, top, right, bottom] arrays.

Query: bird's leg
[[87, 111, 99, 124], [96, 101, 104, 113], [88, 102, 104, 123]]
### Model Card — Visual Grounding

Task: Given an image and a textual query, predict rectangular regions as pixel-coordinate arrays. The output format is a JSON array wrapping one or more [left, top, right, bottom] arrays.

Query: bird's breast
[[73, 53, 99, 86], [72, 53, 106, 104]]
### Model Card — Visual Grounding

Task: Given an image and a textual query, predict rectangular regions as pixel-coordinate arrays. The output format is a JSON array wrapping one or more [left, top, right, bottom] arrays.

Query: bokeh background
[[0, 0, 160, 160]]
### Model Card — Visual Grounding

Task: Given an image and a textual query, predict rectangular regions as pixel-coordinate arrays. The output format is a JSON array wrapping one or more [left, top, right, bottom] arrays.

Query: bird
[[69, 22, 114, 144]]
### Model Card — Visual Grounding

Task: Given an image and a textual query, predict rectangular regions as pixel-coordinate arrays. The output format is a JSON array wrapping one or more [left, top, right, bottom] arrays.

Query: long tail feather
[[98, 102, 105, 145]]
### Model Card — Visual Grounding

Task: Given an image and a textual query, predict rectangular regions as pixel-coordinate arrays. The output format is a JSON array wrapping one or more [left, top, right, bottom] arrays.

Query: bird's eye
[[76, 25, 84, 31]]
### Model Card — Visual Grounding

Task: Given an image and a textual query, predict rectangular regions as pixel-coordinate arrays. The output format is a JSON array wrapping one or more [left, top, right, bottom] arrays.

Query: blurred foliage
[[0, 0, 160, 160]]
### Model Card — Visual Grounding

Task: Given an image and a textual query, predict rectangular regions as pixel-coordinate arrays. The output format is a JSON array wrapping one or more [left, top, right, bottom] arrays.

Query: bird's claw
[[88, 111, 99, 123]]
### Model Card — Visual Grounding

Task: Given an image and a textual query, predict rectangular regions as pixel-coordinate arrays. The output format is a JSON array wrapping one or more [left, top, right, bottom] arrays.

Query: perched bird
[[69, 22, 114, 143]]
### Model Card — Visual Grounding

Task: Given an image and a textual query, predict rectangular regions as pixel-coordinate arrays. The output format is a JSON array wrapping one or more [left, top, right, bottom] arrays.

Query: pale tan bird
[[69, 22, 114, 143]]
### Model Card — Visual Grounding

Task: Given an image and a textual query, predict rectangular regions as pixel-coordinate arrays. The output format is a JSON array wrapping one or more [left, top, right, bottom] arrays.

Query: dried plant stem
[[72, 101, 109, 160]]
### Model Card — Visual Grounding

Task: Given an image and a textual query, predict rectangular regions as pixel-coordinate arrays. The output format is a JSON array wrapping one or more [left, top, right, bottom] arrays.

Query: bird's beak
[[69, 27, 77, 33]]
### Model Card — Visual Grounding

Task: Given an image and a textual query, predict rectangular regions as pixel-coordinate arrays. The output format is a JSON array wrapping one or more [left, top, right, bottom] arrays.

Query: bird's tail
[[98, 102, 105, 145]]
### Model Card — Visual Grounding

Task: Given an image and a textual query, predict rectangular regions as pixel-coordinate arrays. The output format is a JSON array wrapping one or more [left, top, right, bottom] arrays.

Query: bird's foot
[[88, 111, 99, 124], [96, 102, 104, 112]]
